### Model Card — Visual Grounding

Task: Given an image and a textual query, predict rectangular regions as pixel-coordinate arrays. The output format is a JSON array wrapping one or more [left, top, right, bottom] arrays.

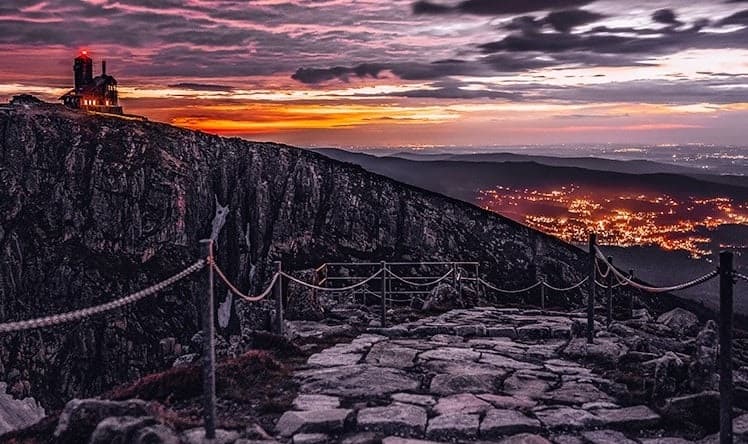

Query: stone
[[54, 398, 150, 442], [366, 343, 418, 368], [293, 433, 329, 444], [89, 416, 157, 444], [632, 308, 653, 322], [657, 308, 699, 337], [422, 283, 461, 312], [391, 393, 436, 407], [297, 365, 420, 397], [503, 371, 554, 398], [418, 347, 480, 362], [172, 353, 199, 367], [561, 337, 627, 366], [292, 394, 340, 411], [689, 320, 718, 391], [424, 360, 509, 379], [517, 325, 550, 340], [307, 350, 362, 367], [551, 435, 585, 444], [357, 403, 427, 436], [430, 373, 498, 395], [480, 353, 543, 371], [594, 405, 660, 429], [275, 409, 352, 436], [487, 327, 517, 338], [426, 413, 480, 441], [341, 432, 379, 444], [639, 438, 695, 444], [542, 382, 613, 405], [582, 430, 638, 444], [382, 438, 441, 444], [0, 383, 45, 435], [480, 409, 542, 437], [429, 334, 464, 344], [181, 428, 241, 444], [534, 406, 601, 430], [454, 324, 487, 336], [434, 394, 492, 415], [476, 394, 536, 410], [499, 433, 552, 444], [645, 352, 687, 402], [659, 391, 720, 428]]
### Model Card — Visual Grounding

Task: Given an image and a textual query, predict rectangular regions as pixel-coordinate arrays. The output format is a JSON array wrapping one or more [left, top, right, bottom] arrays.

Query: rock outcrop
[[0, 99, 592, 409]]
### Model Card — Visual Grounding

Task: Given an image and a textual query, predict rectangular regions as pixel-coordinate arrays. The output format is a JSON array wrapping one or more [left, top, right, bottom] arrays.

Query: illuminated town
[[477, 185, 748, 258]]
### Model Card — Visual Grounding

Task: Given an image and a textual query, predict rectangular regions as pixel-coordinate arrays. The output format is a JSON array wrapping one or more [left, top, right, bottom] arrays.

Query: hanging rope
[[386, 268, 454, 287], [735, 272, 748, 283], [479, 278, 543, 294], [281, 269, 382, 292], [595, 258, 611, 278], [0, 260, 205, 333], [542, 277, 589, 292], [210, 259, 280, 302], [595, 246, 718, 293]]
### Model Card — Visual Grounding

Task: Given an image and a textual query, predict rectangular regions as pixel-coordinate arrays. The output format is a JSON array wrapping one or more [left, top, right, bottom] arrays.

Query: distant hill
[[384, 151, 748, 188], [314, 148, 748, 203]]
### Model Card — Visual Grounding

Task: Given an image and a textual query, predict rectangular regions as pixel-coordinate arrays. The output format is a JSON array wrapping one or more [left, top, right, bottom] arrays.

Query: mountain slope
[[313, 148, 748, 203], [0, 100, 590, 408]]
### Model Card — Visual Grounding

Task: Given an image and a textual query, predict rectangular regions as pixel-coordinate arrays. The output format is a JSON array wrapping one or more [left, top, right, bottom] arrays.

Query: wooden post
[[606, 256, 613, 326], [381, 261, 387, 328], [540, 280, 546, 311], [199, 239, 217, 440], [628, 269, 635, 318], [720, 251, 734, 444], [587, 233, 596, 344], [274, 261, 284, 336]]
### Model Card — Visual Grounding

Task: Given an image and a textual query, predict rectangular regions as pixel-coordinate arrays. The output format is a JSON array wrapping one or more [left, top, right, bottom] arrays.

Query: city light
[[478, 185, 748, 258]]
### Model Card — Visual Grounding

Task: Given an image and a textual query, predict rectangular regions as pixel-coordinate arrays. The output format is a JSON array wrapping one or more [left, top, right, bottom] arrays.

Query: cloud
[[412, 0, 597, 16], [652, 9, 681, 25], [542, 9, 606, 32], [167, 83, 235, 92]]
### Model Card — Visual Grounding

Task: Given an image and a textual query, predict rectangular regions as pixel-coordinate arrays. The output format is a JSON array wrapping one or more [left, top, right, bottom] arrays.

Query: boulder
[[645, 352, 687, 402], [292, 394, 341, 411], [422, 283, 461, 312], [357, 403, 427, 436], [561, 337, 628, 366], [659, 391, 720, 428], [54, 398, 151, 443], [657, 308, 699, 337], [689, 320, 718, 391], [275, 409, 352, 436], [0, 383, 45, 435], [479, 409, 542, 437], [90, 416, 180, 444], [182, 428, 241, 444], [426, 413, 479, 441]]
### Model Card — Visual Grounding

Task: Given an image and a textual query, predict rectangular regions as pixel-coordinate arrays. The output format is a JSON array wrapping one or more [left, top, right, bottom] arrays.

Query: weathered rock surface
[[0, 382, 45, 435], [0, 101, 591, 409], [657, 308, 699, 337]]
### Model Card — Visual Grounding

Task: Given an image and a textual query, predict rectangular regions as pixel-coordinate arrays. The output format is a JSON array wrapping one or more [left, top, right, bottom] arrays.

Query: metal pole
[[606, 256, 613, 326], [455, 264, 462, 300], [274, 261, 284, 336], [199, 239, 217, 440], [380, 261, 387, 328], [720, 251, 734, 444], [587, 233, 596, 344], [540, 280, 546, 311]]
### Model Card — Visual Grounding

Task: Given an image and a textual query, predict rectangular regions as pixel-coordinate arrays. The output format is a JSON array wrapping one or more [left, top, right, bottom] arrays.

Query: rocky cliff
[[0, 98, 592, 409]]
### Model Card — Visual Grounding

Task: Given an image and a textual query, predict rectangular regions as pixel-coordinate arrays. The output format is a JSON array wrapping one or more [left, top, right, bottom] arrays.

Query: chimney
[[102, 60, 106, 76]]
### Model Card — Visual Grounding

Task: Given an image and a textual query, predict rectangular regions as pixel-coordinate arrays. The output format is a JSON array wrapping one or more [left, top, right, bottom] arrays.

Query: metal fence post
[[381, 261, 387, 328], [274, 261, 284, 336], [720, 251, 734, 444], [455, 264, 462, 300], [587, 233, 596, 344], [540, 280, 546, 311], [199, 239, 217, 440], [606, 256, 613, 326]]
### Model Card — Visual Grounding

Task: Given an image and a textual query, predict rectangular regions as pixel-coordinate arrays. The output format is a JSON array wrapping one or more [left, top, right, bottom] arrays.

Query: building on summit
[[60, 51, 123, 115]]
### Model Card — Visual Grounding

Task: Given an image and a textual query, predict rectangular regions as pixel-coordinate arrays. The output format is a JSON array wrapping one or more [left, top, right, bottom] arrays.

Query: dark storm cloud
[[720, 9, 748, 25], [652, 9, 681, 25], [543, 9, 606, 32], [412, 0, 596, 16], [168, 83, 235, 92]]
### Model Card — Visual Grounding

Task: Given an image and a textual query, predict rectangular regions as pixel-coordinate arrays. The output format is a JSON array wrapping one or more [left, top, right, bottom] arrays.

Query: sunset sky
[[1, 0, 747, 147]]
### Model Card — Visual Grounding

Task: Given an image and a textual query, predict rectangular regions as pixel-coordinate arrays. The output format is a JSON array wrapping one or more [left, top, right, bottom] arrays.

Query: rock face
[[0, 382, 45, 435], [0, 100, 590, 408]]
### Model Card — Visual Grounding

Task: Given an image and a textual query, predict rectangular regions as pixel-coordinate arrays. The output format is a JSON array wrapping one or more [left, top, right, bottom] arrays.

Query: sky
[[1, 0, 747, 148]]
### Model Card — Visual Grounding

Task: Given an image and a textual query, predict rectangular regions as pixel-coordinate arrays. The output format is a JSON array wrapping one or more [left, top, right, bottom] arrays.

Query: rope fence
[[0, 260, 205, 333]]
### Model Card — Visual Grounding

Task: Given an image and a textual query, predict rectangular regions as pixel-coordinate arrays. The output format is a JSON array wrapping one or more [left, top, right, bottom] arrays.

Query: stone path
[[274, 307, 689, 443]]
